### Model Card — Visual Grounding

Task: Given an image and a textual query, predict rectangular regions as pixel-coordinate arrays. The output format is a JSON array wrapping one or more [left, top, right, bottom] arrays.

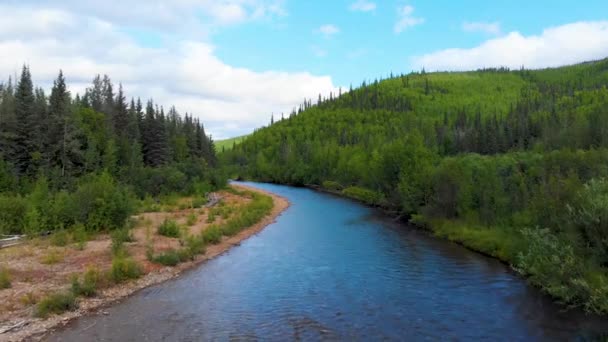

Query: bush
[[50, 230, 70, 247], [202, 226, 222, 244], [516, 228, 608, 313], [111, 228, 134, 255], [151, 250, 186, 266], [342, 186, 384, 206], [71, 267, 100, 297], [71, 172, 135, 231], [158, 219, 181, 238], [322, 180, 343, 192], [206, 211, 216, 223], [110, 256, 142, 283], [0, 268, 11, 289], [186, 213, 198, 226], [568, 179, 608, 265], [71, 223, 89, 250], [0, 195, 27, 235], [185, 235, 206, 257], [35, 292, 77, 318]]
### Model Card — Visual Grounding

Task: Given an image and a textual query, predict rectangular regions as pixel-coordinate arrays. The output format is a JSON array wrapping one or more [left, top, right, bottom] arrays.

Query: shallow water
[[47, 182, 608, 341]]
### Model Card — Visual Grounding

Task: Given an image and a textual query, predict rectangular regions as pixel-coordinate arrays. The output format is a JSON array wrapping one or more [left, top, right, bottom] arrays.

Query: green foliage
[[71, 223, 89, 250], [321, 181, 343, 192], [215, 135, 248, 152], [71, 267, 100, 297], [0, 195, 27, 234], [35, 292, 77, 318], [184, 235, 206, 256], [516, 228, 608, 313], [111, 228, 134, 255], [151, 249, 187, 266], [217, 192, 273, 237], [206, 211, 217, 223], [202, 225, 222, 244], [342, 186, 384, 206], [110, 256, 142, 283], [186, 213, 198, 226], [50, 229, 70, 247], [568, 179, 608, 265], [157, 219, 181, 238], [0, 268, 11, 289], [71, 172, 134, 231]]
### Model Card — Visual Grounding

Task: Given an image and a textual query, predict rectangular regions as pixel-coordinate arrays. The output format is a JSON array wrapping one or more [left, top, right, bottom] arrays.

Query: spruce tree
[[14, 66, 36, 175]]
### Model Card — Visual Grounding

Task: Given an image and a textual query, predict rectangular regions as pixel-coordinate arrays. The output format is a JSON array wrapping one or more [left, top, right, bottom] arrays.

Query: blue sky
[[212, 0, 608, 86], [1, 0, 608, 138]]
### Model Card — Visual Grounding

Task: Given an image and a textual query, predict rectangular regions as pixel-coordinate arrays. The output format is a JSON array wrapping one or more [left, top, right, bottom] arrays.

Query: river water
[[47, 182, 608, 341]]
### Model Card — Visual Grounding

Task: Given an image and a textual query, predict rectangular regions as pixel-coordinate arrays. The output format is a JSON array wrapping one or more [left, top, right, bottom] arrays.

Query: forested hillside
[[222, 59, 608, 313], [0, 66, 222, 235]]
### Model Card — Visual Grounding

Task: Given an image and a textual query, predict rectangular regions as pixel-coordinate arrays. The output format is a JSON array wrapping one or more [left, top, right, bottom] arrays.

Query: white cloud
[[316, 24, 340, 37], [4, 0, 287, 37], [349, 0, 376, 12], [412, 21, 608, 72], [462, 21, 501, 35], [0, 4, 337, 139], [394, 5, 424, 33]]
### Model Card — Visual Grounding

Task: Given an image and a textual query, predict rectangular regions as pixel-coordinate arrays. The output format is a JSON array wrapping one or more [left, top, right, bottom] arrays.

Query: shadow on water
[[47, 182, 608, 341]]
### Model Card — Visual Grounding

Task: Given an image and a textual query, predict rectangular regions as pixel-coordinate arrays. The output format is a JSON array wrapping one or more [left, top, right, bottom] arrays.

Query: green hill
[[215, 135, 248, 152], [222, 59, 608, 313]]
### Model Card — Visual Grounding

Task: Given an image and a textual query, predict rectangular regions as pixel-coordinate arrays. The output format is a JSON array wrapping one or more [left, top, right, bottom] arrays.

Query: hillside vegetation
[[222, 59, 608, 313], [215, 135, 248, 153]]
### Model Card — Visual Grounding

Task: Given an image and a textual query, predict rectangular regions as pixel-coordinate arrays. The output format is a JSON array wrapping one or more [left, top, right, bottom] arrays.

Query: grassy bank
[[0, 185, 282, 340]]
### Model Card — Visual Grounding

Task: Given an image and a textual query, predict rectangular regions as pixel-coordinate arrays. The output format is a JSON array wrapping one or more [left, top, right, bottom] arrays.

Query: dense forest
[[0, 66, 222, 236], [222, 59, 608, 313]]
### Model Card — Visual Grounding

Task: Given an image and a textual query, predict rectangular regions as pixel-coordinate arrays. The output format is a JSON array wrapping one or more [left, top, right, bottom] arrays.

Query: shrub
[[0, 195, 27, 235], [0, 268, 11, 289], [206, 211, 216, 223], [50, 230, 70, 247], [568, 179, 608, 265], [35, 292, 77, 318], [191, 197, 207, 209], [186, 213, 198, 226], [71, 267, 100, 297], [342, 186, 383, 206], [71, 172, 135, 231], [111, 228, 134, 255], [158, 219, 181, 238], [516, 228, 608, 313], [185, 235, 206, 257], [322, 180, 343, 192], [202, 226, 222, 244], [71, 223, 89, 250], [110, 256, 142, 283], [151, 250, 185, 266]]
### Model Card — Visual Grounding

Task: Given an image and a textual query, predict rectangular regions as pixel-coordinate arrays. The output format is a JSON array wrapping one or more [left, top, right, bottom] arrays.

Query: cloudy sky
[[1, 0, 607, 139]]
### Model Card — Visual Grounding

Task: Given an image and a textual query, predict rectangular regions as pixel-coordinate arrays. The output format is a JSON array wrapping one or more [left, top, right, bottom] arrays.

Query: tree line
[[0, 66, 222, 235]]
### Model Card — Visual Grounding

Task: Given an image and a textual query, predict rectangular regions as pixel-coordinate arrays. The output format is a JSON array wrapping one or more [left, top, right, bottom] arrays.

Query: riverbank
[[307, 182, 608, 315], [0, 184, 289, 342]]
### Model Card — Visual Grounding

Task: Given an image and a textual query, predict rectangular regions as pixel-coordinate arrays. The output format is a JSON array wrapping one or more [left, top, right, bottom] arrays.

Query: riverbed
[[46, 182, 608, 341]]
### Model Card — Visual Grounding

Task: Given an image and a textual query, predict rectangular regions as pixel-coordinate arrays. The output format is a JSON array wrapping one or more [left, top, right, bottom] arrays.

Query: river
[[47, 182, 608, 341]]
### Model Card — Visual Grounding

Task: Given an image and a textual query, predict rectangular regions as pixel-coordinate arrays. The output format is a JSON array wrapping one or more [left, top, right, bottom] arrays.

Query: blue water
[[47, 182, 608, 341]]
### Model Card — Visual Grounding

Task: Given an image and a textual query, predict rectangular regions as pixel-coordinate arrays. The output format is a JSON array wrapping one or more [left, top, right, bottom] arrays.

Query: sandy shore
[[0, 184, 289, 342]]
